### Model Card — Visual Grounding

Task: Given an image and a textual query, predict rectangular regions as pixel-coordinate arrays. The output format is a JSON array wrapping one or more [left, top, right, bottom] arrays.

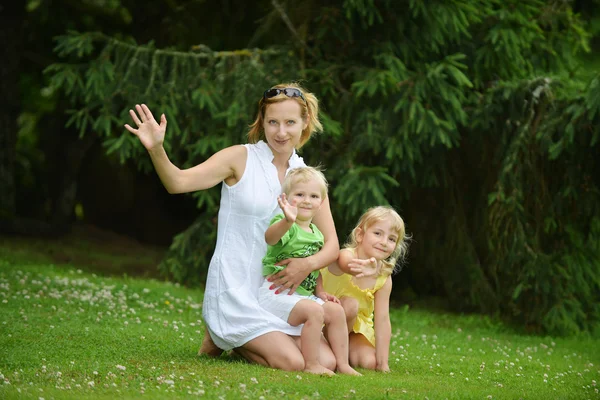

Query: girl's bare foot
[[337, 364, 362, 376], [198, 328, 223, 357], [304, 363, 335, 376]]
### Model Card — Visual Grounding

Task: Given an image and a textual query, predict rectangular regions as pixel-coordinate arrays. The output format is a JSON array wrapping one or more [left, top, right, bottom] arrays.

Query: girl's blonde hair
[[345, 206, 410, 277], [247, 82, 323, 149], [282, 166, 328, 199]]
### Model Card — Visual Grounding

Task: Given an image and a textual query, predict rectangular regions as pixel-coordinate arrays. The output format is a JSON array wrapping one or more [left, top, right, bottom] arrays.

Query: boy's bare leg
[[198, 326, 224, 357], [288, 300, 334, 375], [294, 335, 336, 371], [322, 302, 362, 376]]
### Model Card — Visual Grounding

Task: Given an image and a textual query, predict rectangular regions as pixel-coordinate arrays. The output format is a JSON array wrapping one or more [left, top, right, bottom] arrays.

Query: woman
[[124, 83, 339, 370]]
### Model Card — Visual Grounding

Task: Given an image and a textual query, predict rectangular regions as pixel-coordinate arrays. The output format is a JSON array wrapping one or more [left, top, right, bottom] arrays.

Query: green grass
[[0, 251, 599, 399]]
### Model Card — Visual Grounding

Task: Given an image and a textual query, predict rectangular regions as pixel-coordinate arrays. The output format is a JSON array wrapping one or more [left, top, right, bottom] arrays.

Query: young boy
[[257, 167, 360, 376]]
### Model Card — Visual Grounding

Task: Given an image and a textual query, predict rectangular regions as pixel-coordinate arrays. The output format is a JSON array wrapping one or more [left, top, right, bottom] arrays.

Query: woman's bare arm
[[125, 104, 245, 194]]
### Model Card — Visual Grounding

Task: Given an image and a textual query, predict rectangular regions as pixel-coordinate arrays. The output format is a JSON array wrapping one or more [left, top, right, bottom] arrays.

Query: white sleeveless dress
[[202, 140, 305, 350]]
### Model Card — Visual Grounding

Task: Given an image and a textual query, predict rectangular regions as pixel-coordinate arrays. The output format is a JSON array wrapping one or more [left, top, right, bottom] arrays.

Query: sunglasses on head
[[263, 87, 306, 102]]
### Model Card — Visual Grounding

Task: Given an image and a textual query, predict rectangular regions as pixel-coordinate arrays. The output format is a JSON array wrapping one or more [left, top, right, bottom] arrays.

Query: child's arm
[[268, 196, 340, 294], [336, 249, 379, 277], [315, 274, 341, 304], [265, 194, 296, 245], [373, 277, 393, 372]]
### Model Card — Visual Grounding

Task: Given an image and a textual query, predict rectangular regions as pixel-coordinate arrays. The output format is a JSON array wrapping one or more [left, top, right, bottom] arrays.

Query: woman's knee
[[244, 333, 305, 371], [269, 350, 305, 371], [320, 345, 336, 370]]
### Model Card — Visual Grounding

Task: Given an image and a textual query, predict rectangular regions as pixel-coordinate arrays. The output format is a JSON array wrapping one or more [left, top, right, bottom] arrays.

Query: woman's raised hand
[[124, 104, 167, 151]]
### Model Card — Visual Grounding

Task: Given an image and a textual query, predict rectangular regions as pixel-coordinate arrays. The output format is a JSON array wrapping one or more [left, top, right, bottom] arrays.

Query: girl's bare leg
[[340, 296, 359, 333], [288, 300, 334, 375], [236, 331, 305, 371], [198, 326, 224, 357], [322, 302, 361, 376], [348, 332, 376, 369]]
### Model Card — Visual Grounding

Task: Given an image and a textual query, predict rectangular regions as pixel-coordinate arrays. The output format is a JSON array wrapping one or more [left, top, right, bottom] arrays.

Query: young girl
[[320, 206, 409, 372]]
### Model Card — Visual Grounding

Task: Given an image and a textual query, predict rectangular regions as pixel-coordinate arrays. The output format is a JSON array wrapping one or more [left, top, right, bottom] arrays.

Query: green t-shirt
[[262, 214, 324, 296]]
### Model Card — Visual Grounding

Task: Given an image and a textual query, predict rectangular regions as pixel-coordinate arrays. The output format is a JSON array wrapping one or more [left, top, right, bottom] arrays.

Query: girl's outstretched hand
[[348, 257, 379, 278], [124, 104, 167, 151], [277, 193, 297, 223]]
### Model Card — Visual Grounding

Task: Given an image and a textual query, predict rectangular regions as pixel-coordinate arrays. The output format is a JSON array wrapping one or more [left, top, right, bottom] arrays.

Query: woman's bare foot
[[304, 363, 335, 376], [198, 328, 223, 357], [337, 363, 362, 376]]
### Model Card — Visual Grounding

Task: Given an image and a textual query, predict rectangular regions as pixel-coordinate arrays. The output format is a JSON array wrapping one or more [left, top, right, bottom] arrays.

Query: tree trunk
[[0, 3, 25, 221]]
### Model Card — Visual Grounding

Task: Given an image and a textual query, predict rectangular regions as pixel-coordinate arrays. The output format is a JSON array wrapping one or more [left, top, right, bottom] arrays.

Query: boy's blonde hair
[[247, 82, 323, 150], [345, 206, 410, 276], [282, 166, 328, 199]]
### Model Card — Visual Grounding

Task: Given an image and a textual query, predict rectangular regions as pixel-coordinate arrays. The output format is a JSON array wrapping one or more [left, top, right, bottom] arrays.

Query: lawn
[[0, 233, 599, 399]]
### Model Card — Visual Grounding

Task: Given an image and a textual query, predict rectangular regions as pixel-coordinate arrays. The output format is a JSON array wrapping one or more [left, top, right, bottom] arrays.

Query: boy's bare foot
[[304, 363, 335, 376], [337, 364, 362, 376], [198, 328, 223, 357]]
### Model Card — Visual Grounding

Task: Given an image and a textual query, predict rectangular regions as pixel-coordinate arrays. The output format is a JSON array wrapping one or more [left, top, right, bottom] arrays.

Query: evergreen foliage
[[46, 0, 600, 335]]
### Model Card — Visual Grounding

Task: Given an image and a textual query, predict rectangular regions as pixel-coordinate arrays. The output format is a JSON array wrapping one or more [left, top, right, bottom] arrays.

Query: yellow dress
[[321, 268, 388, 347]]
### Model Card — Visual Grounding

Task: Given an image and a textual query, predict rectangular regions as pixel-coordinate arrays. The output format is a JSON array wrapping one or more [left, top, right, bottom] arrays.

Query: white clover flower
[[116, 365, 126, 371]]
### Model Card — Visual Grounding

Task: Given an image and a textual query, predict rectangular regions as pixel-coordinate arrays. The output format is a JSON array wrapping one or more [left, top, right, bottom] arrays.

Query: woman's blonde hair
[[248, 82, 323, 149], [345, 206, 410, 277]]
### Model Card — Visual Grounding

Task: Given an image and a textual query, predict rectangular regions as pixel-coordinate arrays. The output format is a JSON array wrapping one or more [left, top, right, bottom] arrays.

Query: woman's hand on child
[[268, 257, 313, 294], [277, 193, 297, 223], [124, 104, 167, 151], [348, 257, 379, 278]]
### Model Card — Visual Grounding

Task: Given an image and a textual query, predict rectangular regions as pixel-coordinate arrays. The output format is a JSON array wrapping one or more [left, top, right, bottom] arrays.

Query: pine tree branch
[[84, 32, 281, 60], [270, 0, 316, 58]]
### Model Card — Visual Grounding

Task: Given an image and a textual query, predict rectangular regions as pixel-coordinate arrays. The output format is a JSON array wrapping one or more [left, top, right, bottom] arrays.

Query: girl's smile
[[356, 219, 399, 261]]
